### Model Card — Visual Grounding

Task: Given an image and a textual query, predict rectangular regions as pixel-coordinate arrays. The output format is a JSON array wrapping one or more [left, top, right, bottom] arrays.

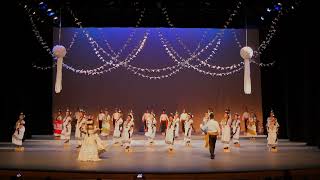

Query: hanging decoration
[[52, 45, 66, 93], [240, 46, 253, 94]]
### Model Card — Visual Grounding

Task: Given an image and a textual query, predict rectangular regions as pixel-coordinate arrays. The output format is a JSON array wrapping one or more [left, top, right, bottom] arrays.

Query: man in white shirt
[[241, 107, 250, 134], [97, 109, 106, 132], [180, 109, 188, 133], [112, 108, 121, 129], [159, 109, 169, 135], [200, 113, 220, 159], [142, 109, 151, 132]]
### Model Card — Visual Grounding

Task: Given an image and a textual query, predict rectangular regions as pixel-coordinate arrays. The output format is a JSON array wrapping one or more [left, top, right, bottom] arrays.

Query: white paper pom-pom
[[52, 45, 67, 58], [240, 46, 253, 60]]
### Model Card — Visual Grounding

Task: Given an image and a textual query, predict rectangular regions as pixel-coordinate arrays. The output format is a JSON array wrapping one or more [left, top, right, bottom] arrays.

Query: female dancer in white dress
[[247, 113, 257, 139], [184, 113, 195, 146], [78, 116, 106, 161], [122, 114, 134, 151], [75, 110, 87, 148], [113, 114, 123, 145], [174, 111, 180, 138], [267, 111, 280, 152], [165, 114, 176, 152], [101, 109, 111, 136], [221, 109, 232, 152], [145, 112, 157, 145], [12, 112, 26, 152], [60, 109, 72, 144], [231, 113, 241, 147]]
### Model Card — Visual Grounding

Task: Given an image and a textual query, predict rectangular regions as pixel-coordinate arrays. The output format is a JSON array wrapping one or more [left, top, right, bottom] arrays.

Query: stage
[[1, 134, 320, 179]]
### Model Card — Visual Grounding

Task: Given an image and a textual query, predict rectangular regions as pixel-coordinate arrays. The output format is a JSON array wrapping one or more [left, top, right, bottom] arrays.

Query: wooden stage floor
[[0, 134, 320, 179]]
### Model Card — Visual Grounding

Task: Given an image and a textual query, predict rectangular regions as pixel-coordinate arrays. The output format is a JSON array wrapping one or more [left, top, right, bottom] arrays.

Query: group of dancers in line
[[12, 108, 280, 161]]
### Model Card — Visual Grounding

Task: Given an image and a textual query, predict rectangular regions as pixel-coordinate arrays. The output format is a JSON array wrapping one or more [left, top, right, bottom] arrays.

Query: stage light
[[33, 11, 36, 15], [260, 16, 264, 20], [53, 16, 58, 20], [274, 3, 282, 11], [48, 12, 55, 16], [267, 8, 271, 12], [47, 8, 52, 12], [39, 2, 47, 10], [291, 6, 295, 10]]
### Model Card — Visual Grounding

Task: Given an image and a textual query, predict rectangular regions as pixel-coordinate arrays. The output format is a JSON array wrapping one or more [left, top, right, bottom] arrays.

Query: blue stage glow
[[274, 5, 282, 11]]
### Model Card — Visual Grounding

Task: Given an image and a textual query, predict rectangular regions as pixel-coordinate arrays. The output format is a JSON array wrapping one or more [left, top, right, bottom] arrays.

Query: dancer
[[101, 109, 111, 136], [266, 110, 276, 129], [53, 109, 63, 139], [180, 109, 188, 133], [202, 112, 209, 135], [97, 109, 106, 133], [142, 108, 150, 132], [160, 109, 169, 135], [12, 112, 26, 152], [165, 113, 176, 152], [221, 109, 232, 152], [231, 113, 241, 147], [207, 108, 214, 116], [112, 108, 121, 129], [241, 106, 250, 135], [184, 113, 195, 146], [113, 112, 123, 145], [200, 113, 220, 159], [145, 112, 157, 145], [122, 114, 134, 152], [129, 109, 134, 121], [61, 109, 73, 144], [174, 111, 180, 138], [75, 110, 87, 148], [78, 115, 106, 162], [247, 112, 257, 139], [267, 110, 279, 152]]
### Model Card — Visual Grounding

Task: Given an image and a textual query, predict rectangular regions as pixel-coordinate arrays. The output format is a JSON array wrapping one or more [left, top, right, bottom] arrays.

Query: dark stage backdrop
[[52, 28, 262, 131]]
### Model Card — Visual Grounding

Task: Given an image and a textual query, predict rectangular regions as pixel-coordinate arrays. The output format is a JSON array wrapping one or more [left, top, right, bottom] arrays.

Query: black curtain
[[261, 1, 320, 147], [1, 1, 53, 141]]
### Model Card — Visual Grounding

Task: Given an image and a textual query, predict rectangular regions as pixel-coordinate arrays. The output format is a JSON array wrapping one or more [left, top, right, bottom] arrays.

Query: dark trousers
[[98, 120, 102, 129], [181, 120, 185, 133], [160, 121, 166, 133], [209, 135, 217, 157]]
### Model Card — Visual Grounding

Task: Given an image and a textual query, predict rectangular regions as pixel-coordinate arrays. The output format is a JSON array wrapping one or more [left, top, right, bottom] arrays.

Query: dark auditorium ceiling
[[17, 0, 300, 28]]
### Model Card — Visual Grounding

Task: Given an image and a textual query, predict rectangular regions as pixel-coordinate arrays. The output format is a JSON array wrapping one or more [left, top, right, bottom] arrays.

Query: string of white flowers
[[158, 31, 244, 77], [170, 30, 244, 70], [24, 5, 78, 70], [125, 29, 210, 73], [63, 31, 149, 75], [65, 6, 148, 73]]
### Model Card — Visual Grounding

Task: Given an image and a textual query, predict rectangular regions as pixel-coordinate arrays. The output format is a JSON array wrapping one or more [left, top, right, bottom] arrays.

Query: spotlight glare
[[33, 11, 36, 15], [48, 12, 55, 16], [53, 16, 58, 20], [47, 8, 52, 12], [260, 16, 264, 21], [291, 6, 295, 9], [39, 2, 44, 5], [267, 8, 271, 12]]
